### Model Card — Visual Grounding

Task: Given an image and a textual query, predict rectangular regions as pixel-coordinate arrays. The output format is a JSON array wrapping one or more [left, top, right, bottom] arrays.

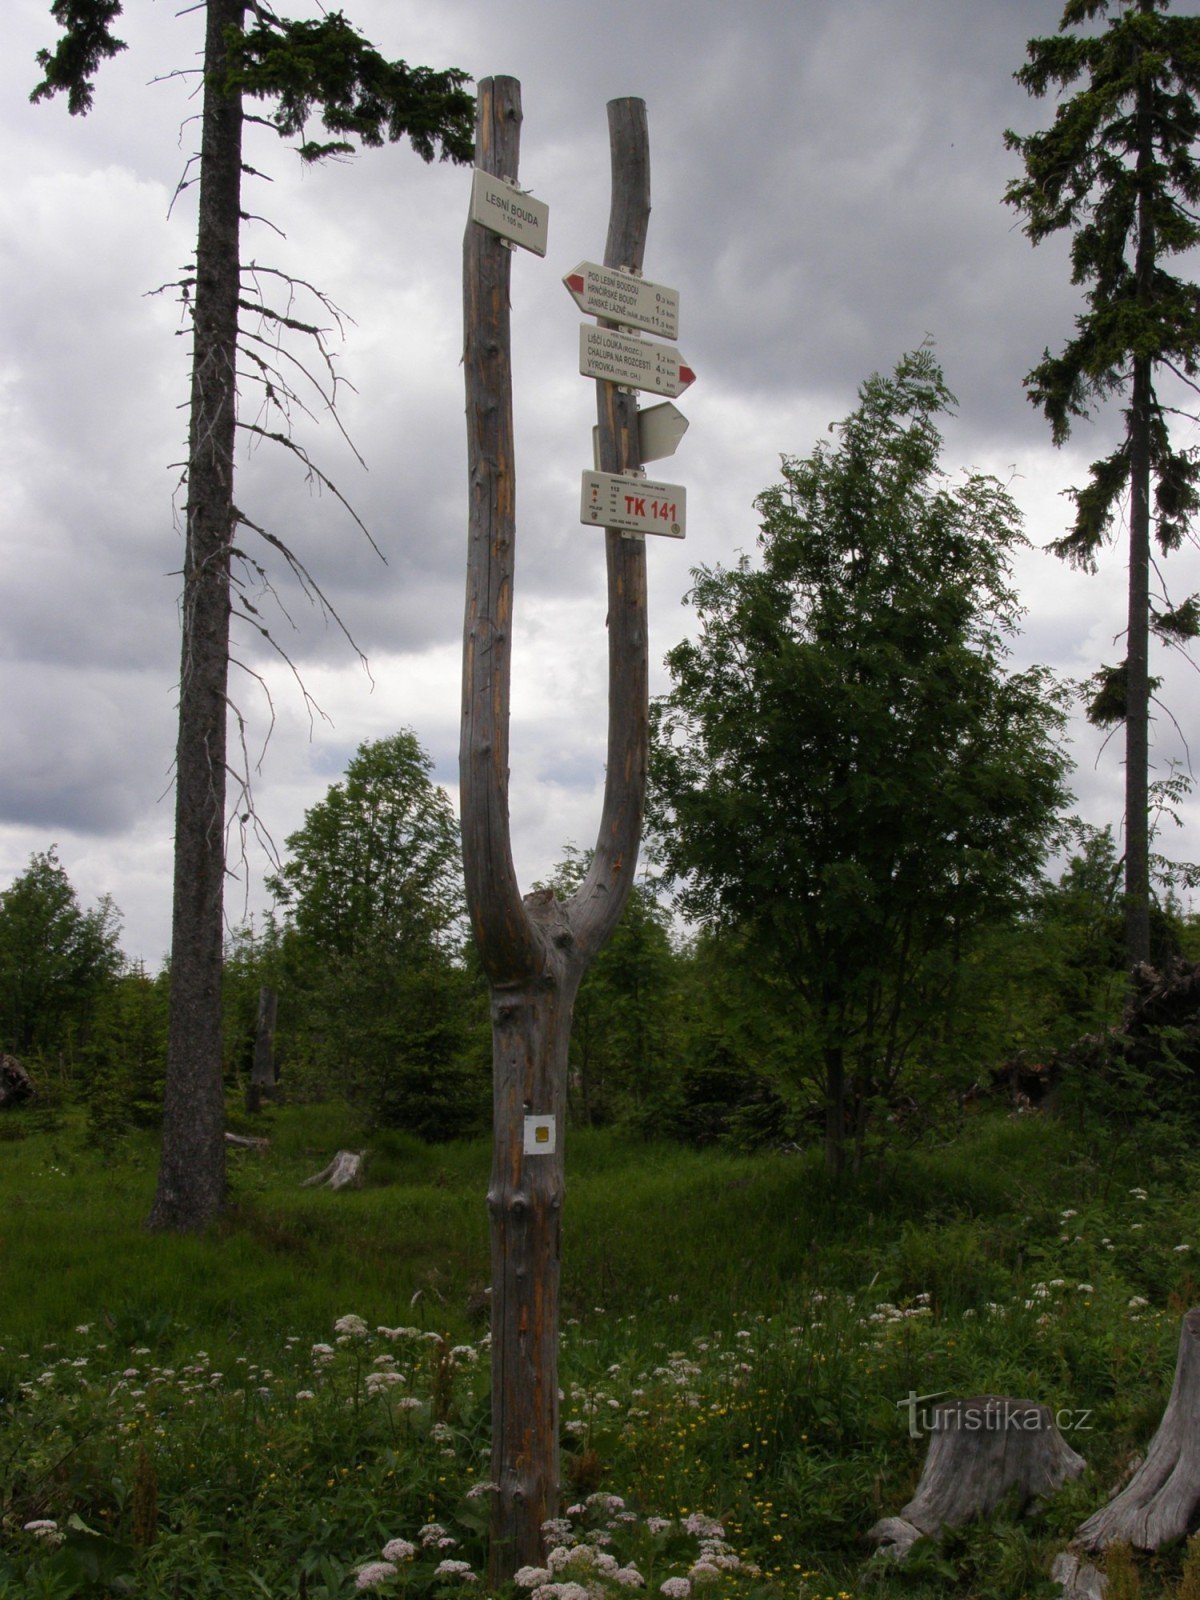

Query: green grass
[[3, 1103, 1200, 1597]]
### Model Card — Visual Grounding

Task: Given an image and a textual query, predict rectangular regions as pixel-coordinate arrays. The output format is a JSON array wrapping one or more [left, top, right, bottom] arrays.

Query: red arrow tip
[[678, 364, 696, 390], [566, 274, 585, 295]]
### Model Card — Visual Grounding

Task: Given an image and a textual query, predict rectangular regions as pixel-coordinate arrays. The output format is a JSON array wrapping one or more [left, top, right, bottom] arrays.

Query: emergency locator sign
[[580, 470, 686, 538]]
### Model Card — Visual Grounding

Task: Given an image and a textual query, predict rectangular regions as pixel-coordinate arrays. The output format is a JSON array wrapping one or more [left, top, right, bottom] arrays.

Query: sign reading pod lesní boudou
[[563, 261, 679, 340]]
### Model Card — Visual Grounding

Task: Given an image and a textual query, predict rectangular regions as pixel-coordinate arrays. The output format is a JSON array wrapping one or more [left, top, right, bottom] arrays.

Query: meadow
[[4, 1101, 1200, 1599]]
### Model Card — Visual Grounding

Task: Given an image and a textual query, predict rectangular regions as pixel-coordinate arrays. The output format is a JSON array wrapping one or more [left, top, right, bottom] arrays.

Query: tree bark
[[245, 984, 278, 1112], [149, 0, 244, 1231], [462, 79, 651, 1583], [1070, 1309, 1200, 1553], [824, 1043, 846, 1178], [300, 1150, 364, 1189], [870, 1395, 1085, 1560], [1124, 41, 1155, 970]]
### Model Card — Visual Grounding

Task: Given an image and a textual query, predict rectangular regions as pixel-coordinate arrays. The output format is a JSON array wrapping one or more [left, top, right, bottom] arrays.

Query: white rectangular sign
[[564, 261, 680, 340], [581, 471, 686, 538], [579, 325, 695, 398], [469, 170, 549, 256], [523, 1115, 557, 1155]]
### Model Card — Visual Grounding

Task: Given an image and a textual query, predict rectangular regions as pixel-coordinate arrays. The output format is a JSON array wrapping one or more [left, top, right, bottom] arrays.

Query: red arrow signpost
[[563, 259, 679, 338], [462, 82, 678, 1586], [579, 323, 695, 398]]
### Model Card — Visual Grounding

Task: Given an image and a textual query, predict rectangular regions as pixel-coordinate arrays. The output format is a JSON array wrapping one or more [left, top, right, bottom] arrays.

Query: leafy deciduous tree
[[268, 733, 485, 1138], [268, 732, 463, 956], [0, 847, 122, 1060], [649, 350, 1073, 1175], [1005, 0, 1200, 969]]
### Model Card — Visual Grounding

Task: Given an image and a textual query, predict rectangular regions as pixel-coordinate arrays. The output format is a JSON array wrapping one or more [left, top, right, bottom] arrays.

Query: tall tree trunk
[[1125, 51, 1155, 970], [150, 0, 244, 1230], [245, 984, 278, 1113], [1126, 353, 1152, 968], [462, 79, 650, 1583], [824, 1042, 846, 1178]]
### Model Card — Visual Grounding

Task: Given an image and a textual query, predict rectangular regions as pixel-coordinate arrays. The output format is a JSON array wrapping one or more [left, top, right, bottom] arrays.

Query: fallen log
[[870, 1395, 1085, 1560], [301, 1150, 364, 1190], [224, 1131, 269, 1149]]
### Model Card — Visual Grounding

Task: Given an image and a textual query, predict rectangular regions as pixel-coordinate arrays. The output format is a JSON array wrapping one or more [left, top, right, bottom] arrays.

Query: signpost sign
[[469, 169, 549, 256], [579, 325, 695, 398], [580, 469, 686, 537], [563, 261, 679, 339], [592, 400, 689, 467]]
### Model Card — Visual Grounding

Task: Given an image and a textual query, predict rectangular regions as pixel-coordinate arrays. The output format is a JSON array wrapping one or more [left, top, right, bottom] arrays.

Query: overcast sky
[[4, 0, 1200, 965]]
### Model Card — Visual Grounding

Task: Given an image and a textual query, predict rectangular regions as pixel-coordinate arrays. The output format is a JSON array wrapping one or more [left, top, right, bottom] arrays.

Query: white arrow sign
[[469, 170, 549, 256], [592, 402, 690, 468], [580, 470, 686, 538], [579, 325, 695, 398], [563, 262, 680, 340]]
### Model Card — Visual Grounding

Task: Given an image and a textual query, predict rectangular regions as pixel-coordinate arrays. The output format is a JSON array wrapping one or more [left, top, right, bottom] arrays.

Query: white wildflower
[[355, 1561, 397, 1590], [433, 1558, 475, 1580]]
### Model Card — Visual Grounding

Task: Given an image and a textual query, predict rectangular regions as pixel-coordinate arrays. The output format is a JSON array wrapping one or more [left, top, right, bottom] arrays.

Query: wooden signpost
[[461, 76, 691, 1584]]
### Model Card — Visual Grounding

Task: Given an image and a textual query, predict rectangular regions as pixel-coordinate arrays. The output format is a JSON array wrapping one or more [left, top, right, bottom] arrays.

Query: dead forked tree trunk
[[870, 1396, 1085, 1559], [462, 79, 651, 1583]]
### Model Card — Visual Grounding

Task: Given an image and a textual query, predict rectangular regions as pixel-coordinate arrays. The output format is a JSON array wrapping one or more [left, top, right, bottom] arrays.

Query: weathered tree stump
[[870, 1396, 1086, 1559], [300, 1150, 363, 1190], [0, 1054, 33, 1108], [1065, 1308, 1200, 1560]]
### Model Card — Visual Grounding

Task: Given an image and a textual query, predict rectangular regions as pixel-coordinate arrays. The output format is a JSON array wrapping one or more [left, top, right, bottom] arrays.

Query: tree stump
[[870, 1396, 1086, 1559], [300, 1150, 363, 1190], [1067, 1308, 1200, 1557]]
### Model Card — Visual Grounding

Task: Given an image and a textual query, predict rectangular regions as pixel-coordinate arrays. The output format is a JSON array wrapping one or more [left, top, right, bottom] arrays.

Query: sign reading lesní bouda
[[469, 169, 549, 256]]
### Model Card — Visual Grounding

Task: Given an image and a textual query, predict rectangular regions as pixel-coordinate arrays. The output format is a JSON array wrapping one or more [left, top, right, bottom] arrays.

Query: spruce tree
[[34, 1, 473, 1229], [1005, 0, 1200, 968]]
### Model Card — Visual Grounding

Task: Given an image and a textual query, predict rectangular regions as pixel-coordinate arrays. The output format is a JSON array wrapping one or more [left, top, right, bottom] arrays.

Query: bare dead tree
[[34, 0, 473, 1233], [461, 77, 651, 1581]]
